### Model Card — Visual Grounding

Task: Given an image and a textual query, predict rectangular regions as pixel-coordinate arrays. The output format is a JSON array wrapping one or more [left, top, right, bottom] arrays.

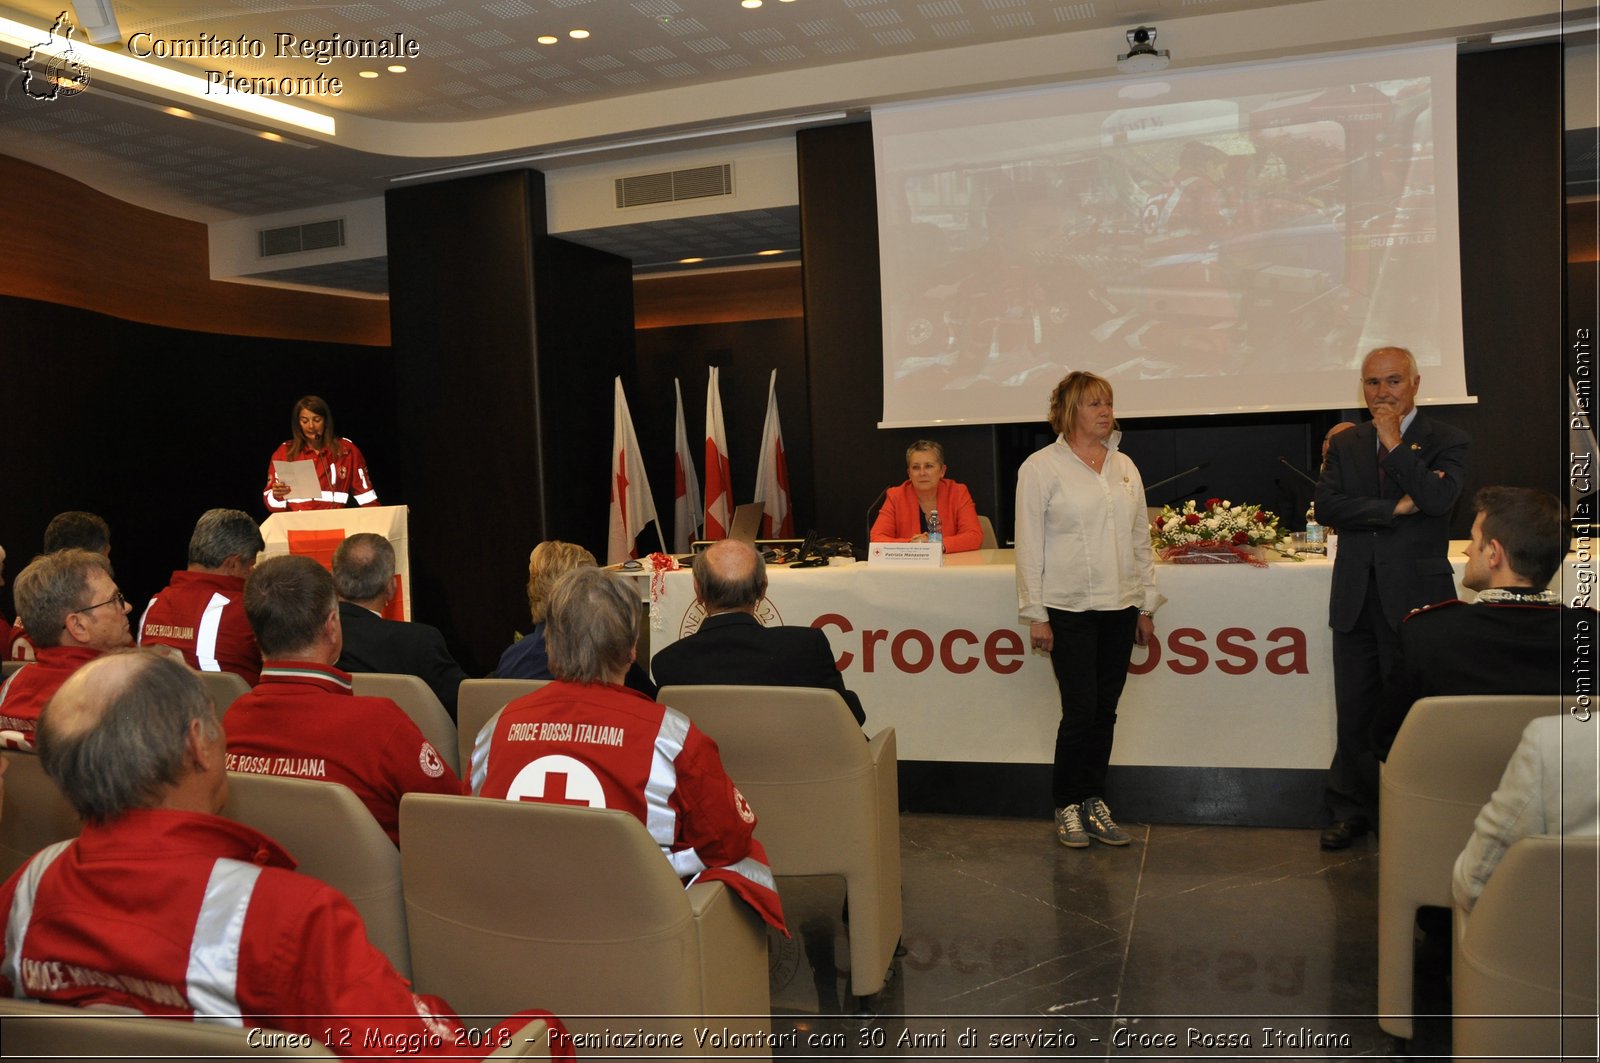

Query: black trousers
[[1047, 606, 1139, 807], [1326, 571, 1397, 824]]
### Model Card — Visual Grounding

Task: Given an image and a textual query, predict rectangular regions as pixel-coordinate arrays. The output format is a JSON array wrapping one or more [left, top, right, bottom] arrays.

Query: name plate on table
[[868, 542, 944, 567]]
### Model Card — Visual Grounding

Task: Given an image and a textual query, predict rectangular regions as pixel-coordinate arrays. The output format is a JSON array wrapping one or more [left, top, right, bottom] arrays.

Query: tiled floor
[[767, 813, 1409, 1060]]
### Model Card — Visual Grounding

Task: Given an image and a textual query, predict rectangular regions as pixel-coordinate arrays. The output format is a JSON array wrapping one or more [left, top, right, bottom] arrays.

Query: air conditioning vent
[[258, 219, 346, 257], [615, 163, 733, 208]]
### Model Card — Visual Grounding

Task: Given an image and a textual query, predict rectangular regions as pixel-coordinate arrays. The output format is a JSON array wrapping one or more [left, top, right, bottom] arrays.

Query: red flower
[[1206, 497, 1222, 509], [1231, 530, 1250, 545], [1253, 511, 1268, 523], [1184, 513, 1202, 526], [1154, 516, 1166, 529]]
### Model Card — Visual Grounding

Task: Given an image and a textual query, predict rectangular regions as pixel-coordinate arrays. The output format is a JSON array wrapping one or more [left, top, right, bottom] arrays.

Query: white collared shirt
[[1014, 432, 1163, 622]]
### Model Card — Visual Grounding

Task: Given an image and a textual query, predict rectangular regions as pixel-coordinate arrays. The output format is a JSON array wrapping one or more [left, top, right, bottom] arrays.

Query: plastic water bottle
[[1304, 502, 1325, 552], [927, 508, 943, 544]]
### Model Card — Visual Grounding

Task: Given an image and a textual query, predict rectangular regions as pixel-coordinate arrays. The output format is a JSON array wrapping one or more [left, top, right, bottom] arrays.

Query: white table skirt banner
[[260, 505, 412, 621], [647, 549, 1473, 770]]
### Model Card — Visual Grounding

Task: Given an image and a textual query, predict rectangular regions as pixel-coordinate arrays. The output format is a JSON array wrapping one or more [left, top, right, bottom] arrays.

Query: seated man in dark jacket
[[650, 539, 866, 726]]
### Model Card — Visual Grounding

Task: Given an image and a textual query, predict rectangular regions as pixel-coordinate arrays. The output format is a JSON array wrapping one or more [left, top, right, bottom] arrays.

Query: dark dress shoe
[[1319, 818, 1370, 850]]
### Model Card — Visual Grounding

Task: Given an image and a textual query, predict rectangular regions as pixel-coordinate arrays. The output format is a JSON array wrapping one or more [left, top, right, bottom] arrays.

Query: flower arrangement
[[1150, 498, 1292, 565]]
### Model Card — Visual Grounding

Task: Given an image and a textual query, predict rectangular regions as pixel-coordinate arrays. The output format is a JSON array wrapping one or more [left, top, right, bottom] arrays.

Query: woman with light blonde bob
[[1015, 371, 1161, 851]]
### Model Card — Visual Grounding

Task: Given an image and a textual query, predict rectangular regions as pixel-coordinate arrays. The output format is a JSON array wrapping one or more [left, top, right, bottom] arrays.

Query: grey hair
[[1361, 345, 1418, 379], [691, 541, 767, 611], [188, 509, 265, 569], [38, 651, 220, 825], [332, 533, 396, 602], [544, 567, 639, 684], [905, 440, 945, 465], [14, 549, 112, 646]]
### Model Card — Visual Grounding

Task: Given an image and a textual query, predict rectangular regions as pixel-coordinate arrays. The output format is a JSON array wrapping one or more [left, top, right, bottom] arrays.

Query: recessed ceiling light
[[359, 70, 379, 78], [757, 249, 784, 256], [742, 0, 763, 8], [537, 35, 558, 44], [258, 131, 285, 142], [569, 28, 589, 39], [680, 257, 705, 264], [387, 64, 407, 73], [164, 106, 194, 119]]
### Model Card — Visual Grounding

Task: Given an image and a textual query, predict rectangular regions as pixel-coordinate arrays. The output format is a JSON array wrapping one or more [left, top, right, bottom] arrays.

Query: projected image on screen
[[874, 46, 1468, 426]]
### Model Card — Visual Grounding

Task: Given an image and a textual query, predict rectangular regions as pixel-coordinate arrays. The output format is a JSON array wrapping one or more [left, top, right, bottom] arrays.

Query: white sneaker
[[1082, 796, 1131, 846], [1055, 805, 1089, 848]]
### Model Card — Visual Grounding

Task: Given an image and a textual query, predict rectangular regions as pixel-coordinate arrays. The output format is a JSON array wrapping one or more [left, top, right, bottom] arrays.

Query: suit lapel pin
[[1409, 443, 1421, 451]]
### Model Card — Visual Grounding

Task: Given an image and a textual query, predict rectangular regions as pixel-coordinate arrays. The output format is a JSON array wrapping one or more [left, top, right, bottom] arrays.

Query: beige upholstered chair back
[[1, 659, 24, 678], [977, 514, 999, 549], [1375, 693, 1564, 1039], [221, 771, 410, 978], [399, 793, 769, 1055], [350, 672, 458, 779], [1454, 834, 1599, 1060], [197, 669, 251, 715], [656, 684, 902, 997], [455, 678, 549, 778], [0, 997, 337, 1059], [0, 750, 81, 880]]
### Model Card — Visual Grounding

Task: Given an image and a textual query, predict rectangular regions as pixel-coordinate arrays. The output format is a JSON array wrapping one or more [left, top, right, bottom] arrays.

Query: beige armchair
[[197, 669, 251, 715], [455, 678, 549, 779], [399, 793, 769, 1055], [1376, 694, 1564, 1040], [0, 750, 81, 880], [221, 771, 410, 978], [350, 672, 459, 779], [1454, 833, 1598, 1061], [656, 684, 902, 999]]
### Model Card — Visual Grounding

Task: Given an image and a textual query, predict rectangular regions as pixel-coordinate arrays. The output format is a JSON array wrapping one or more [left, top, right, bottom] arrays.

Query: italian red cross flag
[[672, 378, 703, 553], [606, 377, 663, 565], [752, 369, 793, 538], [703, 367, 734, 539]]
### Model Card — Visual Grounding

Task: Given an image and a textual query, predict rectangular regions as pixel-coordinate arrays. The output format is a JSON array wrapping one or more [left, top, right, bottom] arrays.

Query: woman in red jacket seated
[[870, 440, 983, 552]]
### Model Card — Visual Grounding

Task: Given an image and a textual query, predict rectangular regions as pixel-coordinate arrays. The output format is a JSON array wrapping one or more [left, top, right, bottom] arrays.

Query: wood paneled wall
[[0, 155, 388, 346]]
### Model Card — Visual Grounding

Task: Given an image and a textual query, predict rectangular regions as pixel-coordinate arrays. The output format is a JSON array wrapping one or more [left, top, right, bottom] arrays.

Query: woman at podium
[[263, 395, 379, 512], [1015, 372, 1160, 851], [869, 440, 982, 552]]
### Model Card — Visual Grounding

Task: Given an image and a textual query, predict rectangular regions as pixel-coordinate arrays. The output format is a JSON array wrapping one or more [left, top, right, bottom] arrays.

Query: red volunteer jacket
[[263, 437, 378, 511], [869, 478, 984, 552], [138, 570, 261, 685], [474, 681, 786, 932], [0, 809, 570, 1061], [0, 645, 102, 742], [5, 619, 36, 662], [224, 661, 465, 844]]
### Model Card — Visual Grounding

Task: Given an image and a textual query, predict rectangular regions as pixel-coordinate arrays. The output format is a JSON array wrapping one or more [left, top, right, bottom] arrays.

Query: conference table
[[641, 546, 1520, 823]]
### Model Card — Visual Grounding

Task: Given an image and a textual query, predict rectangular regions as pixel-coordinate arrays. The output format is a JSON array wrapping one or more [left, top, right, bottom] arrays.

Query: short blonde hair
[[1047, 371, 1113, 437], [527, 540, 596, 625]]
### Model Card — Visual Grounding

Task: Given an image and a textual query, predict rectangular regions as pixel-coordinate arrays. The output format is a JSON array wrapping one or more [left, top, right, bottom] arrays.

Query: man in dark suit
[[650, 539, 867, 726], [332, 533, 467, 720], [1371, 486, 1583, 760], [1314, 345, 1470, 849]]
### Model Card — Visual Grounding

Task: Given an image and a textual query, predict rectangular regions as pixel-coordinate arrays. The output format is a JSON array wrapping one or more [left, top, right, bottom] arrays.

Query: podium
[[260, 506, 412, 621]]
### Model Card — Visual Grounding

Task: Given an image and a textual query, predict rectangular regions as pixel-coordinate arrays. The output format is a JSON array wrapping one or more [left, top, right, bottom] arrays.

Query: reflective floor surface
[[766, 813, 1414, 1061]]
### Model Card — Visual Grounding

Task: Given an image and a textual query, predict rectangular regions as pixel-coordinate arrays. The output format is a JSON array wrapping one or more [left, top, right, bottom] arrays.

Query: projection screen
[[874, 44, 1470, 427]]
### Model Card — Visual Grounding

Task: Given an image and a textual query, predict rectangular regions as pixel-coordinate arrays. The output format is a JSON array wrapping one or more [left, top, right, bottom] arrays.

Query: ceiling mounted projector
[[1117, 25, 1170, 75]]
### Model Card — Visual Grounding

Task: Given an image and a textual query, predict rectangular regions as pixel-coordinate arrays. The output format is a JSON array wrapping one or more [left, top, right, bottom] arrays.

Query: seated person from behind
[[332, 533, 468, 720], [8, 510, 113, 662], [0, 549, 132, 744], [474, 566, 785, 933], [0, 651, 569, 1058], [650, 539, 866, 726], [1453, 713, 1599, 912], [225, 554, 466, 845], [1370, 486, 1588, 759], [137, 508, 264, 684], [493, 539, 656, 697], [869, 439, 983, 551]]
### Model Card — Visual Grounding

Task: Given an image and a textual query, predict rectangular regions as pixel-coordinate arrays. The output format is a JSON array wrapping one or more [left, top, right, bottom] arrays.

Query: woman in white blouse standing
[[1015, 371, 1162, 850]]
